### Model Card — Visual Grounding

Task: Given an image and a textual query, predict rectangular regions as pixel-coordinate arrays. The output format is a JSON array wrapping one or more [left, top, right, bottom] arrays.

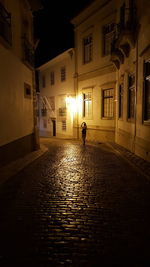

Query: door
[[52, 119, 56, 136]]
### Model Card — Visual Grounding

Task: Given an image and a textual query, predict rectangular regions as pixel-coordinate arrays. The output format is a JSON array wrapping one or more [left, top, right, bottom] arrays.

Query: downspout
[[133, 33, 138, 153], [74, 28, 79, 140], [32, 69, 40, 150]]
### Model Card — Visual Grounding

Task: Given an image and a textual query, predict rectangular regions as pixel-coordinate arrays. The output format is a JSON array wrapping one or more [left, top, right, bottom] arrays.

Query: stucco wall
[[38, 49, 75, 139], [0, 44, 34, 146]]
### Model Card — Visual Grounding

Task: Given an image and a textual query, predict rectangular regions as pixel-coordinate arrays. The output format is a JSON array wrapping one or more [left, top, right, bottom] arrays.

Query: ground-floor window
[[62, 120, 66, 131], [119, 84, 123, 118], [102, 88, 114, 118], [128, 74, 135, 120], [83, 91, 92, 118], [143, 59, 150, 122]]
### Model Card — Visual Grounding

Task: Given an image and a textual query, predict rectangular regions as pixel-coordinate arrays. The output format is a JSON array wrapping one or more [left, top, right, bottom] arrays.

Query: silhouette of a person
[[81, 122, 87, 145]]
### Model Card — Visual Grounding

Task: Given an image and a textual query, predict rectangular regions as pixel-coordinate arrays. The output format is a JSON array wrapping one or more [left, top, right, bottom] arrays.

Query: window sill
[[127, 118, 134, 123], [143, 120, 150, 126], [101, 117, 114, 120]]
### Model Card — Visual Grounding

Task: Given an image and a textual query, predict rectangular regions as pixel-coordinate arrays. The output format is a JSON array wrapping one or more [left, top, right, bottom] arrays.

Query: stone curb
[[0, 144, 48, 186], [106, 142, 150, 181]]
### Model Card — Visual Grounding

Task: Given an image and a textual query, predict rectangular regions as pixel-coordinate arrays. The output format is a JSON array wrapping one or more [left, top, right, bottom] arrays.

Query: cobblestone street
[[0, 139, 150, 267]]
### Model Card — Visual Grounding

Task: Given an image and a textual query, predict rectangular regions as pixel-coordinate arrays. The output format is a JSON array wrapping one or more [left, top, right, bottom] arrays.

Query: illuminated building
[[71, 0, 150, 162], [37, 48, 76, 139], [0, 0, 42, 167]]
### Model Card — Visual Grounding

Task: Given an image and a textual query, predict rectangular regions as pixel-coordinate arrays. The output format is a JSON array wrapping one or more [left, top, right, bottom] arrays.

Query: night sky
[[34, 0, 94, 67]]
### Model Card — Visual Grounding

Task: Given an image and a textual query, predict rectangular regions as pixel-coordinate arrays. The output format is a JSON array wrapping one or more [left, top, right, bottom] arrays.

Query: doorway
[[52, 119, 56, 136]]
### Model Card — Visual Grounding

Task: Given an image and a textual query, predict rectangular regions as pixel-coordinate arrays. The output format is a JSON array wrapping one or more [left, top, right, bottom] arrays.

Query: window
[[42, 75, 46, 88], [0, 2, 12, 45], [128, 74, 135, 119], [50, 71, 54, 85], [83, 34, 93, 64], [62, 120, 66, 131], [59, 107, 66, 117], [118, 77, 123, 118], [24, 82, 31, 98], [143, 59, 150, 122], [83, 92, 92, 118], [61, 66, 66, 82], [102, 88, 114, 118], [103, 23, 115, 56]]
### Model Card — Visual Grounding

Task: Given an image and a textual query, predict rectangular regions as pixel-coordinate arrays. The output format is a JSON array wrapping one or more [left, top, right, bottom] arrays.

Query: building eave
[[71, 0, 111, 27], [36, 48, 74, 71]]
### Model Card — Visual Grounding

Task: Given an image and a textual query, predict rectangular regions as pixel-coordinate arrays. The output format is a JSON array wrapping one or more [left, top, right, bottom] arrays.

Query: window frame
[[62, 120, 66, 131], [60, 66, 66, 82], [103, 23, 115, 56], [101, 88, 114, 119], [143, 59, 150, 124], [127, 73, 135, 121], [82, 90, 92, 119], [24, 82, 32, 99], [50, 71, 55, 85], [83, 34, 93, 64], [118, 84, 123, 119]]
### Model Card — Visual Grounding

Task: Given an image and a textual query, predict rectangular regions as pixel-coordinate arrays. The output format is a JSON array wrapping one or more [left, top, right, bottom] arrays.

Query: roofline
[[71, 0, 111, 27], [36, 48, 74, 71]]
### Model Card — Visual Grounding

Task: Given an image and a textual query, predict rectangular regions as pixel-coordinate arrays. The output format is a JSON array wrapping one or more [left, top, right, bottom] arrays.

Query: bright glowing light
[[65, 96, 77, 116], [77, 94, 83, 117]]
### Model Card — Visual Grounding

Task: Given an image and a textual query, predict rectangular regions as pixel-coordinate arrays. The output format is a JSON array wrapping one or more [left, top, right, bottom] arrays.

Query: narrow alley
[[0, 139, 150, 267]]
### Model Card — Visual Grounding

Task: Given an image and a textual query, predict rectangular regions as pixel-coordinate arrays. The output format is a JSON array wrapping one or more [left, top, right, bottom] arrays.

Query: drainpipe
[[74, 29, 79, 140], [32, 69, 40, 150], [133, 35, 138, 153]]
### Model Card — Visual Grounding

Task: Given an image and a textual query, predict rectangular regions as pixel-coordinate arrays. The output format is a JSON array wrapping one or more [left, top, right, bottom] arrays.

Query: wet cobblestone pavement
[[0, 139, 150, 266]]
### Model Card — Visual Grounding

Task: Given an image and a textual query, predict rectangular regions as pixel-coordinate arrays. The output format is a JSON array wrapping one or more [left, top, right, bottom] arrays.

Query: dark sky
[[34, 0, 94, 67]]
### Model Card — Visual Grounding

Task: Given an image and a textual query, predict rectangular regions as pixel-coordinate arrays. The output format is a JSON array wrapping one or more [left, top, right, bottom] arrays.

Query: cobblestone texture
[[108, 142, 150, 179], [0, 140, 150, 267]]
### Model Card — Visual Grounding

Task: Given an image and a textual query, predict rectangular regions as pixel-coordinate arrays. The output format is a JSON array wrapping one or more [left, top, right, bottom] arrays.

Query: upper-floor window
[[61, 66, 66, 82], [118, 75, 124, 118], [102, 88, 114, 118], [127, 74, 135, 120], [24, 82, 31, 99], [143, 59, 150, 122], [42, 75, 46, 88], [83, 91, 92, 118], [0, 2, 12, 46], [50, 71, 55, 85], [119, 84, 123, 118], [83, 34, 93, 64], [103, 23, 115, 56]]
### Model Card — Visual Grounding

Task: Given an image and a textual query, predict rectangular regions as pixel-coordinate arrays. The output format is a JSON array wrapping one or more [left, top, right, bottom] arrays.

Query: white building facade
[[112, 0, 150, 162], [37, 0, 150, 162], [71, 0, 150, 162], [37, 48, 76, 139], [71, 0, 117, 143], [0, 0, 41, 168]]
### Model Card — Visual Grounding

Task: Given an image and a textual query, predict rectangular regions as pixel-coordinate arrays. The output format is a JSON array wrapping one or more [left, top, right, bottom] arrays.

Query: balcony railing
[[0, 2, 12, 46], [22, 37, 34, 68]]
